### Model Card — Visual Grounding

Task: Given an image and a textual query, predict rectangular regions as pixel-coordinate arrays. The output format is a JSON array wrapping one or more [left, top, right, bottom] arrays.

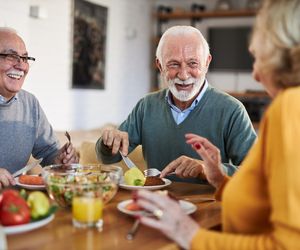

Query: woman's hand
[[54, 142, 79, 164], [136, 190, 200, 250], [185, 133, 226, 189]]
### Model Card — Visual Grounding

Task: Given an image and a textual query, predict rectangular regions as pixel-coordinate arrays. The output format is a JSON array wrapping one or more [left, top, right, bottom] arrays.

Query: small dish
[[3, 214, 54, 235], [119, 178, 171, 191], [15, 176, 45, 190], [117, 199, 197, 216]]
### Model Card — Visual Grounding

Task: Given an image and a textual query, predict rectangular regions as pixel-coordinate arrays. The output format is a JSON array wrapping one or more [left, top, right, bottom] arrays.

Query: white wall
[[0, 0, 152, 130]]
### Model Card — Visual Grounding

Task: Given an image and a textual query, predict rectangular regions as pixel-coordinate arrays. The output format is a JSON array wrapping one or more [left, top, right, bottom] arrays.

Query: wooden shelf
[[156, 9, 257, 20], [152, 8, 257, 91], [228, 91, 270, 99]]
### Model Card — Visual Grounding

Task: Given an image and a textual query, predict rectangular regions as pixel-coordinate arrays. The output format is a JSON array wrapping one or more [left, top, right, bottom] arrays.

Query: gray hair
[[156, 26, 210, 64], [253, 0, 300, 86]]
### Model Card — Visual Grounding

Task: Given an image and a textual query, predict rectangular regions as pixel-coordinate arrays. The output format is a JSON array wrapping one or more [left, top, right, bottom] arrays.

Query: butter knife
[[119, 150, 136, 169], [12, 158, 43, 178]]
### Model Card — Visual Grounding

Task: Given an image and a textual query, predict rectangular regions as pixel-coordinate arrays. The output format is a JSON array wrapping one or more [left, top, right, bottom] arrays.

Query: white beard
[[165, 76, 204, 102]]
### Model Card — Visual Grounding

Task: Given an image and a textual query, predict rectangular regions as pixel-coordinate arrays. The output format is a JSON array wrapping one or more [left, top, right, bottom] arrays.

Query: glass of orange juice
[[72, 183, 103, 230]]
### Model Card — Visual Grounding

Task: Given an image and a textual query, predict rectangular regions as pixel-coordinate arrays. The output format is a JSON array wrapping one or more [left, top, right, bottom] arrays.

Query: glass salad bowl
[[42, 164, 122, 208]]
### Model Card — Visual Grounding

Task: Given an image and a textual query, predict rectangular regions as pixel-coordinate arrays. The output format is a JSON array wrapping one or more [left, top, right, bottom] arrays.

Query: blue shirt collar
[[0, 94, 18, 105]]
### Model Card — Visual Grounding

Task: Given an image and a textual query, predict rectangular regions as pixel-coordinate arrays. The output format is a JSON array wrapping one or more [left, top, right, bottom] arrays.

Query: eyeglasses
[[0, 53, 35, 66]]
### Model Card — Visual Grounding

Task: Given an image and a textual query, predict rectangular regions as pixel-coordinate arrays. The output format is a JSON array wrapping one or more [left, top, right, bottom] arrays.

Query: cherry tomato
[[0, 192, 30, 226], [125, 202, 142, 211]]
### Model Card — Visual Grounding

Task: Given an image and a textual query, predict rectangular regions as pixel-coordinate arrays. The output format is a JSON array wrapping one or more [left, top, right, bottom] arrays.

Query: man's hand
[[54, 142, 79, 164], [0, 168, 16, 189], [160, 156, 205, 179], [101, 128, 129, 155]]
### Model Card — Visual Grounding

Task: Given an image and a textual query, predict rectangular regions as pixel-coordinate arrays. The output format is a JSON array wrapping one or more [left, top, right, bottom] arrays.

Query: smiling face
[[157, 33, 211, 109], [0, 31, 29, 100]]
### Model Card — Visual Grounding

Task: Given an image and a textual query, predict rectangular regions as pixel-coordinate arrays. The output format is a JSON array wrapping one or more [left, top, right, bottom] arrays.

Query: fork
[[126, 219, 140, 240], [65, 131, 71, 146], [143, 168, 176, 177], [118, 150, 175, 177], [126, 209, 161, 240]]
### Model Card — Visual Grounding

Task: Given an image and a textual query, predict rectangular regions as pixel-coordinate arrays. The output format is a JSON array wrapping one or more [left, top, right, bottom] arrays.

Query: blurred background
[[0, 0, 266, 131]]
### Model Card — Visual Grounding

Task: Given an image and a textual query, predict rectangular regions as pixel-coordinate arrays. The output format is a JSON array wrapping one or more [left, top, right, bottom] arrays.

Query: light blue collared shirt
[[0, 94, 18, 105], [166, 80, 208, 125]]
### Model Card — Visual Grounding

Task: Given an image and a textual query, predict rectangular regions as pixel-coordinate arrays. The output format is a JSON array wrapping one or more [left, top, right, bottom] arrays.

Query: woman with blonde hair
[[135, 0, 300, 249]]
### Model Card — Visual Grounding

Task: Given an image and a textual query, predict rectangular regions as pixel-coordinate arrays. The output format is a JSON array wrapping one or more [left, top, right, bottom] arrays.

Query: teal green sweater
[[97, 85, 256, 183]]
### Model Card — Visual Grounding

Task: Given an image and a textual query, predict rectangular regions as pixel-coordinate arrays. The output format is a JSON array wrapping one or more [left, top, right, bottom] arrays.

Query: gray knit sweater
[[0, 90, 60, 174], [96, 85, 257, 183]]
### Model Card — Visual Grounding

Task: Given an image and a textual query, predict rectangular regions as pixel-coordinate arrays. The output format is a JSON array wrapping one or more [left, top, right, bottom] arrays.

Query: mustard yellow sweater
[[191, 87, 300, 249]]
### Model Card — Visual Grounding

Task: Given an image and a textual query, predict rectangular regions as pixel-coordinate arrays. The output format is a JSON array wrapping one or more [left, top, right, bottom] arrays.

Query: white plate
[[15, 176, 46, 190], [3, 214, 54, 235], [119, 178, 171, 191], [117, 199, 197, 216]]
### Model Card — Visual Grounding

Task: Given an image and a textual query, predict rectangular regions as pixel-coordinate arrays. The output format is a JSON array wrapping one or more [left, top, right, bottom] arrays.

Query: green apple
[[124, 167, 145, 186], [27, 191, 50, 219]]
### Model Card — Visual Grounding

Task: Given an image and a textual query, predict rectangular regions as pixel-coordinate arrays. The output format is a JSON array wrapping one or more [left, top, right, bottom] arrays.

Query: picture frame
[[72, 0, 108, 89]]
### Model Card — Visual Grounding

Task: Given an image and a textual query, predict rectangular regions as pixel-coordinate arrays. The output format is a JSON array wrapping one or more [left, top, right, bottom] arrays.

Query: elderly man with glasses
[[0, 27, 78, 188]]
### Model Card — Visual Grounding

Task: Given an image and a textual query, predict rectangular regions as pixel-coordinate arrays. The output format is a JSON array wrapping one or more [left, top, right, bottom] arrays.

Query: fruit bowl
[[42, 164, 122, 208]]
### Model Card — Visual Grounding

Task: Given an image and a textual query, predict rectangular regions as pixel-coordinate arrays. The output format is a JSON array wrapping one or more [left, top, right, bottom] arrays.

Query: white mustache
[[172, 77, 196, 85]]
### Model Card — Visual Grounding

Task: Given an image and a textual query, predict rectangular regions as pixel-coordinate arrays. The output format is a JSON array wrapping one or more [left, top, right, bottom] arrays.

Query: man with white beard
[[0, 27, 78, 188], [96, 26, 256, 183]]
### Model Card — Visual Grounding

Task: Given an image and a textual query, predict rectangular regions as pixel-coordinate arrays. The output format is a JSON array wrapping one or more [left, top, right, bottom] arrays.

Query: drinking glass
[[72, 183, 104, 230]]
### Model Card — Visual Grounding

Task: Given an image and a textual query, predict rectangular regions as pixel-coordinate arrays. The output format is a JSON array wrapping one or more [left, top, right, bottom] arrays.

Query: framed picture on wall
[[72, 0, 108, 89]]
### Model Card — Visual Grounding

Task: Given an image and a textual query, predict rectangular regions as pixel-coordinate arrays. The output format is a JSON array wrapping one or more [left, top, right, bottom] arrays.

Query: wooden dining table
[[7, 182, 221, 250]]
